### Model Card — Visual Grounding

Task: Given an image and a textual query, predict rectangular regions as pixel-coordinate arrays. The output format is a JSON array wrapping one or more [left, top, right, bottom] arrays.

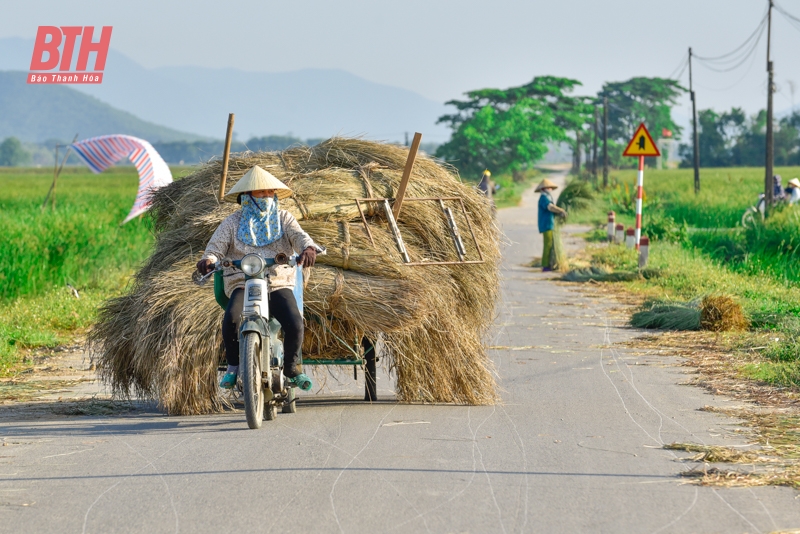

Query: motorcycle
[[741, 193, 766, 228], [193, 252, 303, 429]]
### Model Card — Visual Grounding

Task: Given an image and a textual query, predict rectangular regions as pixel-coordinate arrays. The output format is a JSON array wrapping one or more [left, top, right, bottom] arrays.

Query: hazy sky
[[5, 0, 800, 124]]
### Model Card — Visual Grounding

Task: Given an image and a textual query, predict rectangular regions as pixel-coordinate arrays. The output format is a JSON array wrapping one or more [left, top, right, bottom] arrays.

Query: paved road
[[2, 175, 800, 533]]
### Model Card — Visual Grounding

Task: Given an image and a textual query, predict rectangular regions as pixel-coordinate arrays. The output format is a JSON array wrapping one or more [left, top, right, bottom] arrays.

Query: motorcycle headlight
[[241, 254, 265, 276]]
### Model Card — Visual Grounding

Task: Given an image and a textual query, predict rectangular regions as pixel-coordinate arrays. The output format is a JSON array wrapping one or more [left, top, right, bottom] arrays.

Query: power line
[[667, 55, 689, 80], [673, 59, 689, 83], [694, 17, 767, 72], [775, 1, 800, 25], [693, 5, 769, 61]]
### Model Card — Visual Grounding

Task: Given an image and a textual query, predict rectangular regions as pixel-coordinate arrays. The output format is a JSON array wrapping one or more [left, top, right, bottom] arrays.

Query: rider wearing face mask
[[195, 165, 320, 391]]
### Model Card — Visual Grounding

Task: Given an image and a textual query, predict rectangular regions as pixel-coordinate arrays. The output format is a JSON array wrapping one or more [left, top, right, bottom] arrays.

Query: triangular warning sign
[[623, 123, 661, 157]]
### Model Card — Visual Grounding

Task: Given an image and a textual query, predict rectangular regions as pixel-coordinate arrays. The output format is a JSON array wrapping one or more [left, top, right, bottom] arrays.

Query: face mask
[[238, 193, 283, 247], [248, 193, 275, 213]]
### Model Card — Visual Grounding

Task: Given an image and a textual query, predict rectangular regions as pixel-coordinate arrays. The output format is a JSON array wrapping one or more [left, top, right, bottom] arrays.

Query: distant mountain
[[0, 38, 450, 142], [0, 71, 206, 143]]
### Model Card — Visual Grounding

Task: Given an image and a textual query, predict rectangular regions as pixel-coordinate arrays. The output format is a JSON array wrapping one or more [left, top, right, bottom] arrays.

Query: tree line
[[679, 108, 800, 168], [435, 76, 683, 180], [434, 75, 800, 180], [0, 135, 329, 167]]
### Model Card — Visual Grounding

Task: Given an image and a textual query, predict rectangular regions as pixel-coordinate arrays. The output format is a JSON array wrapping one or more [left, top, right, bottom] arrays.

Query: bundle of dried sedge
[[700, 295, 749, 332], [89, 138, 501, 414]]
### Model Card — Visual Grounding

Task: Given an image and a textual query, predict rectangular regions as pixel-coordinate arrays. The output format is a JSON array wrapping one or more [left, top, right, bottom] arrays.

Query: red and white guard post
[[622, 123, 660, 250]]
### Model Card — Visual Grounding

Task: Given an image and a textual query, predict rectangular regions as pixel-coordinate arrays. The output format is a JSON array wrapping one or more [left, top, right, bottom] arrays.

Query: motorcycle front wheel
[[241, 332, 264, 429], [741, 208, 762, 229]]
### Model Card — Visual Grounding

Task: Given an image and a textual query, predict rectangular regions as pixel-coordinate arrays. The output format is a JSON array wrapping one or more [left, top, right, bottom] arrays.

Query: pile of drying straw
[[89, 138, 501, 414]]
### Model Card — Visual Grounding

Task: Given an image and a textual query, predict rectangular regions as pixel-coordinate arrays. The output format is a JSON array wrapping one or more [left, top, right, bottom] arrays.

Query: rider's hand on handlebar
[[297, 247, 317, 268], [196, 258, 215, 275]]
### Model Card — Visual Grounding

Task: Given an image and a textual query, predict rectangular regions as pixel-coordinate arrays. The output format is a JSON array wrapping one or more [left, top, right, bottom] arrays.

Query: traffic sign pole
[[635, 155, 644, 250], [622, 123, 660, 252]]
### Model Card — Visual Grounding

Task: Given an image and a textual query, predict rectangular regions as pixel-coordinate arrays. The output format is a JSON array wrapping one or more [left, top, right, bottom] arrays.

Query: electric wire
[[694, 17, 767, 73], [775, 1, 800, 25], [667, 54, 689, 81], [673, 59, 689, 83], [776, 1, 800, 37], [694, 54, 763, 92], [693, 5, 769, 61]]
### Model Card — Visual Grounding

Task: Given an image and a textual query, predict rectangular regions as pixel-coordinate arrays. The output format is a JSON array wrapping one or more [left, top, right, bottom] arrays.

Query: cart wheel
[[363, 337, 377, 402], [265, 401, 278, 421], [282, 387, 297, 414]]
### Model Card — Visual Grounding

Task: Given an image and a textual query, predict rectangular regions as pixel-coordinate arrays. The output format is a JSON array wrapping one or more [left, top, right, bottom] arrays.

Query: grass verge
[[0, 167, 188, 374]]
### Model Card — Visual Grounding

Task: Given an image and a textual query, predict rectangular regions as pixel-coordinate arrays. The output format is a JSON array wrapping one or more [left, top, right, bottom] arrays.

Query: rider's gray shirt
[[201, 209, 316, 297]]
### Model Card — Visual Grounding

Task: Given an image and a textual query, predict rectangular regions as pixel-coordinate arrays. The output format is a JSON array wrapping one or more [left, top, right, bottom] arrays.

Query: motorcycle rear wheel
[[242, 332, 265, 429], [282, 387, 296, 414]]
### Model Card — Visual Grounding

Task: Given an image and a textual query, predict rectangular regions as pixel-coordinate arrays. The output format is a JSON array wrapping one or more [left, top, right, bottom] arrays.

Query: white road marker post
[[615, 223, 624, 244], [607, 211, 616, 242], [639, 236, 650, 269]]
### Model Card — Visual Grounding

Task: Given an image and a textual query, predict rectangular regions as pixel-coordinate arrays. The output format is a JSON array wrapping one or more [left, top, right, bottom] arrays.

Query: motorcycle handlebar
[[223, 254, 296, 270], [193, 254, 297, 286]]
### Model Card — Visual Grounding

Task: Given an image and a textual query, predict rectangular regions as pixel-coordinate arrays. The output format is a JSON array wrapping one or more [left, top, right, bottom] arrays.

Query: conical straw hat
[[788, 178, 800, 189], [224, 165, 292, 202], [535, 178, 558, 192]]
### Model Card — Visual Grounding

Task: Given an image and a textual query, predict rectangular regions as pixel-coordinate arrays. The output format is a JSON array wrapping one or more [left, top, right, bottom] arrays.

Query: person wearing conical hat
[[196, 165, 322, 391], [536, 178, 566, 272], [478, 169, 498, 212], [786, 178, 800, 205]]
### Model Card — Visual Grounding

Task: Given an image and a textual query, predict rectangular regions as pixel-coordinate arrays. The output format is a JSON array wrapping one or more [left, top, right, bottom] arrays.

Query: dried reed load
[[88, 138, 501, 415], [700, 295, 749, 332]]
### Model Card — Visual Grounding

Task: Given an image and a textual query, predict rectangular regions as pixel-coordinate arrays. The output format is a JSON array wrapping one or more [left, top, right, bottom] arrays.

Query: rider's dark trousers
[[222, 288, 304, 377]]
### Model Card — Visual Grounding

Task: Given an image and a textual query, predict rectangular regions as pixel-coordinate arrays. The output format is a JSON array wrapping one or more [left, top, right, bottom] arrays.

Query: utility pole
[[405, 132, 409, 147], [689, 47, 700, 194], [765, 0, 775, 216], [603, 96, 609, 188], [592, 105, 599, 185]]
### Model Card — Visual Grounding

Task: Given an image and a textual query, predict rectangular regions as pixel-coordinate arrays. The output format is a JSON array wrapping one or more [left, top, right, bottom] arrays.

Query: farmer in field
[[536, 178, 566, 272], [774, 175, 785, 201], [786, 178, 800, 205], [478, 169, 498, 211], [195, 165, 320, 391]]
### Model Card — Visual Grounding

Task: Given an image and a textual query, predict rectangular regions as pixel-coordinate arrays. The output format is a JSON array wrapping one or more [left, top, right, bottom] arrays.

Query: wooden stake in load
[[218, 113, 235, 201], [439, 199, 466, 261], [383, 199, 410, 263], [392, 132, 422, 220]]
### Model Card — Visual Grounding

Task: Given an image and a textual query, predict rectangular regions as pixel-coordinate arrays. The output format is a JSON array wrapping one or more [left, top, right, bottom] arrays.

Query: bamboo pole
[[48, 144, 58, 210], [218, 113, 235, 201], [42, 133, 78, 210], [392, 132, 422, 220]]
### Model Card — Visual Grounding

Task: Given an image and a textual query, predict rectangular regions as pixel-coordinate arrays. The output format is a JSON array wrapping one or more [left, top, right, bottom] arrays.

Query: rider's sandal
[[219, 372, 237, 389], [289, 373, 313, 392]]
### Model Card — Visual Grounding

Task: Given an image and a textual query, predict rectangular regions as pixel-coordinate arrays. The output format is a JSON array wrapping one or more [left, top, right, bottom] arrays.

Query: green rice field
[[0, 167, 192, 372]]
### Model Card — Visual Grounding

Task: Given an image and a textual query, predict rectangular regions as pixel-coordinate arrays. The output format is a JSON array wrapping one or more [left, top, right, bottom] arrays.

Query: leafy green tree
[[437, 98, 561, 179], [775, 113, 800, 166], [679, 108, 745, 168], [730, 110, 766, 167], [599, 77, 685, 167], [437, 76, 590, 179], [0, 137, 31, 166]]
